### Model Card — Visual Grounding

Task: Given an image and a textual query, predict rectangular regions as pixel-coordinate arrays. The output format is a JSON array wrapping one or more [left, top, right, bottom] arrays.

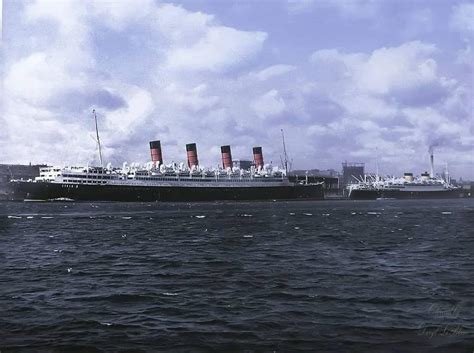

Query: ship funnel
[[421, 171, 430, 182], [430, 150, 434, 178], [149, 140, 163, 166], [404, 172, 414, 182], [221, 145, 233, 169], [186, 143, 199, 168], [253, 147, 264, 169]]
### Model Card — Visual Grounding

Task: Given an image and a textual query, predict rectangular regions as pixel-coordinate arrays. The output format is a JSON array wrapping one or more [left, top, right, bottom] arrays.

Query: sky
[[1, 0, 473, 178]]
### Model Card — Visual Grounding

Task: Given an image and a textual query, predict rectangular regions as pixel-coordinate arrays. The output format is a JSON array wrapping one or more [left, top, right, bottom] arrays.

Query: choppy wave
[[0, 199, 473, 352]]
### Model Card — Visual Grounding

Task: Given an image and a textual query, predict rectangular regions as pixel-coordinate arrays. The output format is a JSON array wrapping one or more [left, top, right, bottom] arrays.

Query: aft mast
[[445, 162, 450, 184], [93, 109, 104, 168]]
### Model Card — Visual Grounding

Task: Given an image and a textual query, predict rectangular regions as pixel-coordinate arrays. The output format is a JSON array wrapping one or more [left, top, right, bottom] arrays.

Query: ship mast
[[93, 109, 103, 168], [445, 161, 450, 184], [281, 129, 289, 174]]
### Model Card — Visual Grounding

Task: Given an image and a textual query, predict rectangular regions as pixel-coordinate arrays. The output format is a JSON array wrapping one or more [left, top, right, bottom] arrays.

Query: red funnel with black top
[[149, 140, 163, 165], [186, 143, 199, 168], [253, 147, 264, 168]]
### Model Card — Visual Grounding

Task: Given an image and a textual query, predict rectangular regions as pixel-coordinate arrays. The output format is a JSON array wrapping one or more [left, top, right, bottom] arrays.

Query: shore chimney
[[149, 140, 163, 166], [186, 143, 199, 168], [430, 151, 434, 178], [221, 145, 233, 169], [253, 147, 264, 169]]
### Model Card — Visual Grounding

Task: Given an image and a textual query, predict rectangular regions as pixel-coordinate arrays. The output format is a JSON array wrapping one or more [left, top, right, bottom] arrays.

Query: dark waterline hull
[[349, 189, 467, 200], [9, 181, 324, 202]]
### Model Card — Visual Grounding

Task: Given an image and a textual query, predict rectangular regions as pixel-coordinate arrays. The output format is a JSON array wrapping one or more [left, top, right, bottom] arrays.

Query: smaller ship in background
[[347, 149, 465, 200]]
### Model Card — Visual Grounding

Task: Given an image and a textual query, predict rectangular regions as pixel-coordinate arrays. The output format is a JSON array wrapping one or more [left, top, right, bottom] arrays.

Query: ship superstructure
[[34, 150, 293, 190]]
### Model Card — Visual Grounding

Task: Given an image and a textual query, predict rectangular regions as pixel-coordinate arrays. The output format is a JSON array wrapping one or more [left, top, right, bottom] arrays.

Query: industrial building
[[341, 162, 365, 189]]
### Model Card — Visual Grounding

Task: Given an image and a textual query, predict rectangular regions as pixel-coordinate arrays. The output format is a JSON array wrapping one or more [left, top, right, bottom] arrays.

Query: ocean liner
[[347, 151, 465, 200], [9, 113, 323, 202]]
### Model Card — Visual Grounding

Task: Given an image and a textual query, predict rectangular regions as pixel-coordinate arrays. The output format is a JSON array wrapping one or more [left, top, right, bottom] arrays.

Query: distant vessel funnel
[[186, 143, 199, 168], [221, 145, 233, 169], [149, 140, 163, 166], [253, 147, 264, 169]]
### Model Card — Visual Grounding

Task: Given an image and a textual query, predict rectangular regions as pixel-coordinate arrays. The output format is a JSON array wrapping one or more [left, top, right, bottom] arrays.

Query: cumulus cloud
[[254, 65, 296, 81], [1, 0, 268, 166], [308, 41, 448, 112], [164, 83, 219, 112], [456, 44, 473, 66], [306, 41, 472, 173], [252, 89, 287, 119], [165, 26, 267, 72], [92, 0, 155, 30], [0, 1, 3, 38], [358, 42, 438, 94], [450, 3, 474, 36], [1, 0, 473, 178], [288, 0, 380, 18]]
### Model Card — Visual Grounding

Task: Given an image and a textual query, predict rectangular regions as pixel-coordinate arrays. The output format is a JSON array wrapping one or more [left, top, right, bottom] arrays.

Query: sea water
[[1, 199, 473, 352]]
